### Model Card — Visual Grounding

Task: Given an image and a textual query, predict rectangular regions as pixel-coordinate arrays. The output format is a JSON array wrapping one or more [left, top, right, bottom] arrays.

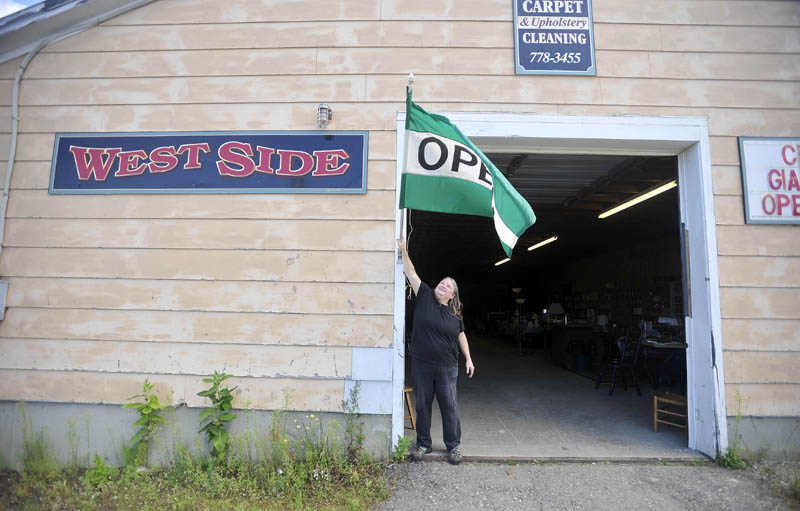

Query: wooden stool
[[654, 392, 687, 433], [403, 386, 416, 430]]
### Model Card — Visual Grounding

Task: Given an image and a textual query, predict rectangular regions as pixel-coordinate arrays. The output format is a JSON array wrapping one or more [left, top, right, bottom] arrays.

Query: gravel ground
[[378, 460, 796, 511]]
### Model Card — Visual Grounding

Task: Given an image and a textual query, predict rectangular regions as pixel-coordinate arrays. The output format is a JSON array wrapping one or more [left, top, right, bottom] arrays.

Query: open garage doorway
[[391, 114, 726, 460]]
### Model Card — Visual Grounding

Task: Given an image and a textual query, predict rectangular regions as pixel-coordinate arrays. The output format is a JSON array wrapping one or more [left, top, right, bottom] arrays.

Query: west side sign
[[739, 137, 800, 224], [49, 131, 368, 194]]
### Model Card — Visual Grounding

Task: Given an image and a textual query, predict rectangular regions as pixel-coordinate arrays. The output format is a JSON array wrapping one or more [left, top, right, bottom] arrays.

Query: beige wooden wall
[[0, 0, 798, 418]]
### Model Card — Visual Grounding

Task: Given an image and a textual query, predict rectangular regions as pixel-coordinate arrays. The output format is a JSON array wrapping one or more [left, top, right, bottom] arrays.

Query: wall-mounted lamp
[[528, 235, 558, 251], [495, 258, 510, 267], [598, 179, 677, 219], [317, 104, 333, 129], [511, 287, 522, 294]]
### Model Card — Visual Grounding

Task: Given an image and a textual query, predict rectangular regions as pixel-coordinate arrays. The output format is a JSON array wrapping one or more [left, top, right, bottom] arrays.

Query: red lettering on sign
[[788, 169, 800, 191], [763, 195, 776, 215], [255, 146, 276, 174], [69, 146, 122, 181], [275, 149, 314, 176], [148, 146, 179, 173], [312, 149, 350, 176], [777, 194, 791, 215], [114, 150, 148, 177], [176, 143, 211, 169], [217, 141, 255, 177], [782, 144, 797, 166], [794, 195, 800, 216], [768, 169, 782, 190]]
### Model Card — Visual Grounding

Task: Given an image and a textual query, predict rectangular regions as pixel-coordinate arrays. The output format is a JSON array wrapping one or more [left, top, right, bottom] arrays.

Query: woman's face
[[434, 278, 455, 303]]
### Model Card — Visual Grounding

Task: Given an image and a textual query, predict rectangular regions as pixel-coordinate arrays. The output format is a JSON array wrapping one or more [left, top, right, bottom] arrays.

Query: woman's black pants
[[412, 358, 461, 451]]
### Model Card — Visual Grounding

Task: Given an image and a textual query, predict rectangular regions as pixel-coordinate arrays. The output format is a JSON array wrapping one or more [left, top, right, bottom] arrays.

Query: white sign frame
[[738, 137, 800, 225]]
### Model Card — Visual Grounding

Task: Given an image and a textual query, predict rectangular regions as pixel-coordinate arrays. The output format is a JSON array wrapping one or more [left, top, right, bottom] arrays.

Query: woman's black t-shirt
[[410, 282, 464, 367]]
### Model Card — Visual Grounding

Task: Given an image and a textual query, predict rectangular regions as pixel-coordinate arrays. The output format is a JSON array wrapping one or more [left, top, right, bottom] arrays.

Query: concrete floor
[[405, 335, 702, 460]]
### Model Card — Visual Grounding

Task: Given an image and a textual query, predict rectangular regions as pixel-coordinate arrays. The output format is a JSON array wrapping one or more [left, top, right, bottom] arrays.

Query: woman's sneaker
[[410, 445, 431, 461], [448, 446, 463, 465]]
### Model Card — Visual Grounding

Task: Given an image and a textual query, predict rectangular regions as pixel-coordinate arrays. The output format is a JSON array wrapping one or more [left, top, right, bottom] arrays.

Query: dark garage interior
[[403, 153, 697, 458]]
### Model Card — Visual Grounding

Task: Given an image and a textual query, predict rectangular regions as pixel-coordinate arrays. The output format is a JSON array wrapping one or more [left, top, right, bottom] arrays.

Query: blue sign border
[[49, 130, 369, 195], [513, 0, 597, 76]]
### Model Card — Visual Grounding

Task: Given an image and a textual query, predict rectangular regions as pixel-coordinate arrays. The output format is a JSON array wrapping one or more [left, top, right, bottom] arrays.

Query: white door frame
[[392, 112, 727, 458]]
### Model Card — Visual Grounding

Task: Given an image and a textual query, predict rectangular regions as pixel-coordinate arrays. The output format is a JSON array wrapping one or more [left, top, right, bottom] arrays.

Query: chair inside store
[[595, 327, 643, 396]]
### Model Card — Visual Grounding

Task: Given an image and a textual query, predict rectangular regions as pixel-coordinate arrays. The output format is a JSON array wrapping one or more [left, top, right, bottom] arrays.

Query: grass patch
[[1, 386, 401, 510], [0, 456, 391, 511]]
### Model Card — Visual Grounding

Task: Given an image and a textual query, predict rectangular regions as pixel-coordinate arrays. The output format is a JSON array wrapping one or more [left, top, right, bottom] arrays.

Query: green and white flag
[[400, 89, 536, 257]]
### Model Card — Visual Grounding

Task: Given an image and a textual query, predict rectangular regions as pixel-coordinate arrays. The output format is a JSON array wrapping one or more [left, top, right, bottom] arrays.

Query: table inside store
[[641, 329, 687, 390]]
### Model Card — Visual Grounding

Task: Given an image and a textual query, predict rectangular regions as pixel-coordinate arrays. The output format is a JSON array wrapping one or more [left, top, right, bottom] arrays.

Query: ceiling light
[[528, 235, 558, 251], [495, 258, 510, 267], [598, 179, 677, 219]]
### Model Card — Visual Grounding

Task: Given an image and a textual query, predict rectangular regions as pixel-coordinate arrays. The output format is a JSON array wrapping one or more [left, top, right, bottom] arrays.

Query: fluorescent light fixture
[[495, 258, 510, 267], [598, 179, 677, 219], [528, 235, 558, 251]]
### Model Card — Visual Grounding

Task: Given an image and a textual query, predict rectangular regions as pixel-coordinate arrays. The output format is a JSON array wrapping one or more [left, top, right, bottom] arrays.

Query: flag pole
[[400, 73, 414, 248]]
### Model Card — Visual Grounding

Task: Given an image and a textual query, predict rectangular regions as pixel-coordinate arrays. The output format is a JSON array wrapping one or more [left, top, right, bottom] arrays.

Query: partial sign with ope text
[[513, 0, 596, 75], [738, 137, 800, 224], [49, 131, 368, 194]]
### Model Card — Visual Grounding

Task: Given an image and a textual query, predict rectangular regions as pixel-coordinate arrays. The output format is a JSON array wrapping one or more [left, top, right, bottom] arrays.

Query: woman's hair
[[443, 277, 463, 320]]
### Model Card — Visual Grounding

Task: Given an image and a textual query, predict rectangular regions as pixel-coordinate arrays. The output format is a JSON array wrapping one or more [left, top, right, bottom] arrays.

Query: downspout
[[0, 40, 48, 265]]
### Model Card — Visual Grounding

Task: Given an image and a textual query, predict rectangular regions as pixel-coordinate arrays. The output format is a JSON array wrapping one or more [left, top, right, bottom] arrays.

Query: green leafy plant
[[717, 389, 746, 470], [341, 382, 365, 461], [197, 370, 238, 461], [122, 379, 168, 466], [392, 435, 412, 463], [83, 455, 118, 490], [19, 403, 59, 475]]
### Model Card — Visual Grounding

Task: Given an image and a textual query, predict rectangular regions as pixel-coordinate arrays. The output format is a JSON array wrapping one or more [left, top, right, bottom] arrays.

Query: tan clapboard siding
[[3, 218, 394, 250], [717, 226, 800, 257], [722, 319, 800, 351], [33, 103, 798, 136], [593, 0, 800, 26], [368, 74, 603, 104], [44, 21, 514, 52], [597, 78, 799, 109], [367, 75, 800, 108], [24, 49, 319, 79], [19, 76, 369, 106], [25, 49, 798, 81], [4, 161, 50, 189], [724, 352, 800, 384], [649, 25, 800, 53], [714, 195, 746, 226], [721, 287, 800, 320], [0, 308, 393, 347], [10, 133, 397, 162], [108, 0, 381, 24], [17, 103, 402, 133], [5, 277, 394, 315], [0, 369, 346, 411], [554, 106, 800, 138], [0, 248, 394, 283], [718, 256, 800, 288], [726, 384, 800, 417], [7, 190, 395, 220], [42, 23, 800, 54], [0, 339, 352, 379], [0, 159, 398, 191], [712, 165, 743, 196]]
